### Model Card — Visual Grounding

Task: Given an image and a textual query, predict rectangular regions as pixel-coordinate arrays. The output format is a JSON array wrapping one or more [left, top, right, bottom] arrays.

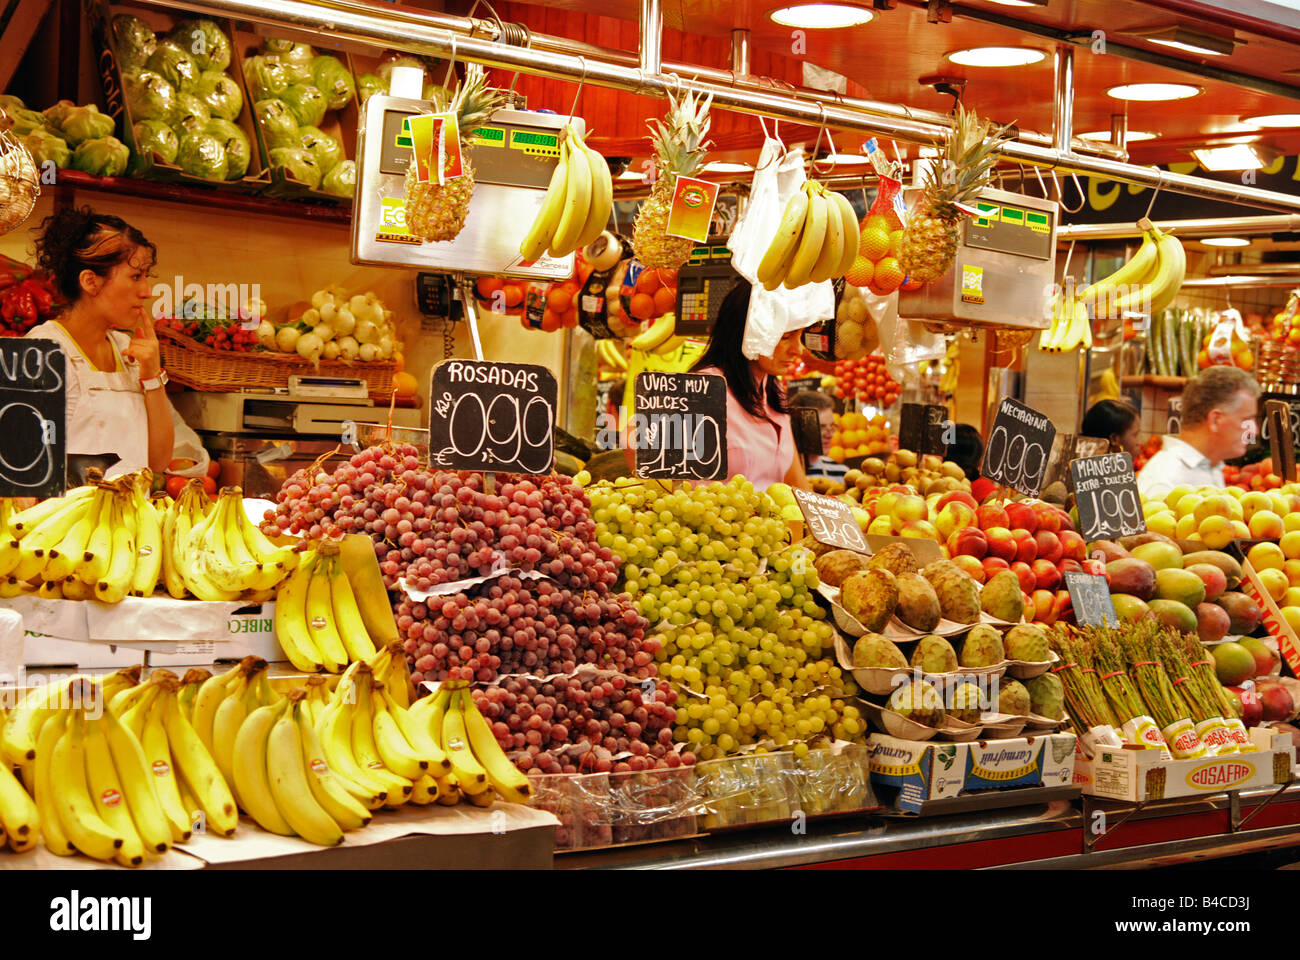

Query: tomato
[[165, 475, 186, 498], [200, 476, 217, 496]]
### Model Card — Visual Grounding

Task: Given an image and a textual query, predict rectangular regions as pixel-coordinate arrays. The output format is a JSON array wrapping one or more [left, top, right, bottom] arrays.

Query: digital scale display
[[965, 201, 1055, 260], [675, 245, 743, 338]]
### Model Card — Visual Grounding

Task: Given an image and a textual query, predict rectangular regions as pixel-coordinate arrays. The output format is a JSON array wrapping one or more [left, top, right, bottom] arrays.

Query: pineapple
[[632, 89, 713, 270], [897, 105, 1011, 283], [404, 66, 504, 243]]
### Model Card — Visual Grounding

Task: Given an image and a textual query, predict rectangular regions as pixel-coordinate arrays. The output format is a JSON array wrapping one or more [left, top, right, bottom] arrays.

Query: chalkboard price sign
[[633, 372, 727, 481], [0, 339, 67, 498], [1064, 571, 1118, 628], [898, 402, 949, 457], [429, 360, 556, 474], [792, 487, 869, 554], [1070, 452, 1146, 542], [980, 397, 1056, 497]]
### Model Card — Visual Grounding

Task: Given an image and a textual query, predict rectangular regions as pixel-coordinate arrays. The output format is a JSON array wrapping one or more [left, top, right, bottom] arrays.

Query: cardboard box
[[867, 731, 1076, 813], [1075, 729, 1293, 802], [1237, 556, 1300, 676], [86, 597, 282, 666]]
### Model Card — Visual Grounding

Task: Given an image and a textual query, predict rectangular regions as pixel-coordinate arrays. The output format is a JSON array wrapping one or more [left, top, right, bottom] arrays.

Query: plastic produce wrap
[[877, 292, 946, 383], [528, 767, 699, 850], [694, 743, 877, 828]]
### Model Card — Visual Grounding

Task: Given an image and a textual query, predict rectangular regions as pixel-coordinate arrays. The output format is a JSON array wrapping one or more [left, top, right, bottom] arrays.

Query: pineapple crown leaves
[[923, 104, 1015, 210], [644, 88, 714, 176], [442, 65, 505, 137]]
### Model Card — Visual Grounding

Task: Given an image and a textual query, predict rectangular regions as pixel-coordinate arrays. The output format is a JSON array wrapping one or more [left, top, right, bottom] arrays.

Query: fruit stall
[[2, 0, 1300, 885]]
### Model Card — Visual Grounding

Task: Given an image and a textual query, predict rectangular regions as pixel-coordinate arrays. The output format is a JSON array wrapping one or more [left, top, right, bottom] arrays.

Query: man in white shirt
[[1137, 366, 1260, 499]]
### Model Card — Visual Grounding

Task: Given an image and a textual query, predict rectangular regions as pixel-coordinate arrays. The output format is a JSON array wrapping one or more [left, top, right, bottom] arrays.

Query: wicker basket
[[157, 326, 396, 398]]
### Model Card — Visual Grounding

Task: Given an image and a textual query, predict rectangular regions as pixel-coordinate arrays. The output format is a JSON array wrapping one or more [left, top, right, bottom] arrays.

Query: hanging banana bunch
[[756, 181, 859, 290], [519, 122, 613, 262]]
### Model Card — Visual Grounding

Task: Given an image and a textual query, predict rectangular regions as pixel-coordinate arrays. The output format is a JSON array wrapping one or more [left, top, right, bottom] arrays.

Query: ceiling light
[[1107, 82, 1202, 101], [947, 46, 1046, 67], [768, 4, 873, 28], [700, 161, 754, 174], [1190, 142, 1279, 171], [1200, 237, 1250, 247], [1242, 113, 1300, 129], [617, 168, 647, 182], [819, 153, 870, 165], [985, 0, 1045, 6], [1140, 26, 1235, 57], [1077, 129, 1158, 142]]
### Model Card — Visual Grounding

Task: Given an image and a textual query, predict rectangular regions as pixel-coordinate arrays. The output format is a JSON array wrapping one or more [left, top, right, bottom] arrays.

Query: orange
[[858, 228, 890, 261], [541, 309, 562, 332], [562, 307, 580, 328], [635, 269, 662, 294], [206, 459, 222, 479], [502, 284, 524, 307], [393, 371, 418, 398], [629, 293, 656, 320], [1237, 350, 1254, 370], [900, 277, 924, 291], [200, 476, 217, 496], [476, 277, 504, 298], [547, 288, 573, 313], [653, 286, 676, 315], [1197, 349, 1210, 369], [873, 257, 905, 292], [846, 256, 875, 287]]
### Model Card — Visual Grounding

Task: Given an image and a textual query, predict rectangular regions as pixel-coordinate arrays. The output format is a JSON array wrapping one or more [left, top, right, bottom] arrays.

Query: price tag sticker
[[633, 372, 728, 481], [0, 339, 67, 498], [428, 360, 556, 474], [792, 487, 869, 554], [1064, 571, 1118, 628], [1070, 452, 1145, 542], [980, 397, 1056, 498]]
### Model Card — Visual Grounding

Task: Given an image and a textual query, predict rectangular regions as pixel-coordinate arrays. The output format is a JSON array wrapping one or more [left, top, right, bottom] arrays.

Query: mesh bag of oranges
[[619, 261, 679, 322], [473, 252, 595, 333], [1197, 314, 1255, 372], [844, 175, 924, 297]]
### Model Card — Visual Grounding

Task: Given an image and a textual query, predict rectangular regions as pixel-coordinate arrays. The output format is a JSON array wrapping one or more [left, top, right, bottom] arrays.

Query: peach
[[867, 516, 894, 537], [1284, 559, 1300, 586], [1032, 589, 1058, 625], [1012, 528, 1037, 564], [1004, 501, 1038, 534], [1034, 530, 1064, 565], [1058, 529, 1086, 562], [1081, 557, 1108, 579], [976, 503, 1010, 530], [951, 554, 986, 583], [1257, 567, 1289, 603], [901, 519, 940, 541], [1148, 512, 1178, 539], [1056, 508, 1076, 533], [936, 491, 979, 513], [985, 526, 1018, 562], [948, 526, 988, 560], [1240, 491, 1274, 520], [982, 556, 1011, 581], [1010, 560, 1036, 594], [1248, 510, 1285, 541], [1060, 558, 1083, 574], [1281, 587, 1300, 609], [1030, 502, 1061, 534], [1193, 494, 1235, 525], [1280, 531, 1300, 561], [1248, 541, 1286, 573], [1198, 515, 1235, 550], [1230, 520, 1252, 540], [935, 501, 977, 541], [1032, 559, 1062, 592], [1283, 606, 1300, 635], [893, 495, 928, 527]]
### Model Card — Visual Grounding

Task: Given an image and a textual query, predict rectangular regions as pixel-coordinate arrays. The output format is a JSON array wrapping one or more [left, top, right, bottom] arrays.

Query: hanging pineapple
[[631, 89, 713, 271], [404, 66, 505, 243], [896, 105, 1012, 284]]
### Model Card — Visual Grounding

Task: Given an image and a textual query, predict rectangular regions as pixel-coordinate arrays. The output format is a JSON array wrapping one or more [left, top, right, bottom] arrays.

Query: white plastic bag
[[166, 401, 211, 478], [875, 293, 947, 382], [728, 131, 835, 360]]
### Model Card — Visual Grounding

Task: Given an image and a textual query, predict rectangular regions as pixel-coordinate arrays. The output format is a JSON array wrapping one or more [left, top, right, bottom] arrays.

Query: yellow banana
[[35, 712, 74, 855], [574, 132, 613, 250], [92, 493, 136, 603], [550, 131, 592, 257], [0, 746, 40, 851], [520, 136, 571, 262], [189, 661, 242, 754], [410, 773, 440, 804], [435, 773, 461, 806], [161, 497, 188, 599], [1147, 229, 1186, 316], [441, 689, 490, 795], [7, 485, 95, 538], [810, 186, 844, 285], [210, 673, 251, 797], [292, 696, 370, 830], [461, 689, 532, 803], [349, 677, 413, 803], [232, 700, 295, 835], [266, 711, 343, 846], [217, 494, 264, 591], [177, 493, 240, 601], [159, 690, 238, 836], [129, 486, 162, 596], [51, 711, 124, 861], [337, 534, 399, 647], [757, 184, 811, 287], [84, 712, 145, 866], [326, 550, 378, 662], [316, 700, 389, 807], [140, 696, 192, 843], [44, 489, 103, 581], [274, 551, 325, 673], [1081, 224, 1160, 313], [101, 710, 172, 855], [629, 311, 676, 352], [830, 190, 860, 279], [370, 686, 428, 780], [306, 555, 350, 672], [12, 496, 94, 582], [784, 184, 828, 289]]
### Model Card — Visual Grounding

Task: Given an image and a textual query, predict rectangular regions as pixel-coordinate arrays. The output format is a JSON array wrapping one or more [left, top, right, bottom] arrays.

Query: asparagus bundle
[[1173, 632, 1253, 751], [1048, 628, 1116, 733], [1090, 630, 1147, 725], [1123, 627, 1206, 758]]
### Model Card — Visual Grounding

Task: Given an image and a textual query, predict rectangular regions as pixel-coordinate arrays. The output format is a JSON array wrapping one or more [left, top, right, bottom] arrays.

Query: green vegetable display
[[176, 131, 228, 180], [20, 129, 71, 169], [356, 73, 385, 106], [309, 55, 355, 111], [168, 93, 210, 134], [321, 159, 355, 197], [244, 55, 292, 101], [269, 146, 321, 189], [254, 98, 300, 149], [112, 14, 157, 68], [168, 18, 231, 72], [297, 125, 342, 174], [123, 69, 177, 122], [205, 118, 249, 179], [146, 40, 200, 94], [54, 105, 115, 146], [195, 71, 243, 122], [71, 136, 129, 177], [280, 83, 327, 127], [131, 119, 179, 167]]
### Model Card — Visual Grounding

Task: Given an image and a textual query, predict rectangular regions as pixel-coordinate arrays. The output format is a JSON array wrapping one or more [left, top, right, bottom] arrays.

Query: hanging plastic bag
[[874, 292, 946, 382]]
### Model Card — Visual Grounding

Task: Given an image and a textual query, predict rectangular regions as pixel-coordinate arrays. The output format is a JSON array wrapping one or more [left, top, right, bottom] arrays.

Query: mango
[[1130, 540, 1184, 571], [1111, 594, 1153, 622], [1153, 567, 1207, 607], [1148, 598, 1198, 634], [1106, 557, 1156, 600]]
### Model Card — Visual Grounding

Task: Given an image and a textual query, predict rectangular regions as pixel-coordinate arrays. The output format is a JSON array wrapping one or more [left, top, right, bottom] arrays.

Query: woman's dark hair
[[691, 280, 786, 427], [1081, 398, 1139, 443], [949, 423, 984, 481], [34, 206, 156, 304]]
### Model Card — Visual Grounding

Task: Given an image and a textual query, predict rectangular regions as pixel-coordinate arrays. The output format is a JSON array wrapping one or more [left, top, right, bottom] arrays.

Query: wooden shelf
[[47, 170, 353, 226], [1122, 374, 1188, 390]]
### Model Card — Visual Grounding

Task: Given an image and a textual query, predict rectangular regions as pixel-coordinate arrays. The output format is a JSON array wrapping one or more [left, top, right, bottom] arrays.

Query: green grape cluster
[[589, 478, 863, 760]]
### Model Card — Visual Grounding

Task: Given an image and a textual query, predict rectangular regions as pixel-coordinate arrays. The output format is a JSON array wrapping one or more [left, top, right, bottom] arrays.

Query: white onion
[[301, 308, 320, 326], [348, 294, 369, 315], [312, 323, 334, 342], [275, 326, 300, 352], [319, 301, 337, 323], [333, 307, 356, 337], [354, 319, 378, 344], [310, 289, 329, 309], [256, 320, 277, 350], [296, 332, 324, 363], [322, 340, 341, 360], [358, 342, 380, 362], [378, 335, 394, 360], [337, 335, 360, 360]]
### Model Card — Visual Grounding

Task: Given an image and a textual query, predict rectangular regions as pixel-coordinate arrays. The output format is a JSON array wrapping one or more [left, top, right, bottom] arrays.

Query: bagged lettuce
[[55, 105, 116, 146], [205, 117, 249, 179], [20, 129, 71, 169], [244, 55, 291, 102], [269, 146, 321, 189], [254, 98, 299, 149], [168, 18, 231, 72], [356, 73, 385, 106], [146, 41, 199, 94], [71, 136, 129, 177], [132, 119, 179, 165], [281, 83, 326, 127], [176, 131, 227, 180], [0, 94, 25, 114], [123, 69, 176, 122], [297, 126, 342, 174], [310, 55, 355, 111], [321, 158, 355, 197], [195, 70, 243, 122], [376, 53, 424, 83], [112, 14, 156, 68]]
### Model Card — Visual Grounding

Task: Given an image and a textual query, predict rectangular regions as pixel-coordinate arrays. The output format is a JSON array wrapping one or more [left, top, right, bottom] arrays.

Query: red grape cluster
[[469, 672, 693, 774], [397, 575, 654, 685]]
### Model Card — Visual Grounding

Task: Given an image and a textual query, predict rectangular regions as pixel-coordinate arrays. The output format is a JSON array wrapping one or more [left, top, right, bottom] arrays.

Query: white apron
[[28, 321, 150, 478]]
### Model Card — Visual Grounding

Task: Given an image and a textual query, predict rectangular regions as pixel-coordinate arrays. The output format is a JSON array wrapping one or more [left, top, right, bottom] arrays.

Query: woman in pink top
[[692, 281, 810, 491]]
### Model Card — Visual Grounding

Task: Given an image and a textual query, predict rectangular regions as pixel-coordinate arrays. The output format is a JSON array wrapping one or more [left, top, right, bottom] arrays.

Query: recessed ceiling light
[[819, 153, 870, 165], [1107, 82, 1202, 101], [1077, 129, 1158, 142], [1200, 237, 1250, 247], [768, 4, 873, 28], [986, 0, 1042, 6], [947, 46, 1046, 67], [1140, 26, 1235, 57], [1191, 143, 1279, 171], [700, 161, 754, 174], [1242, 113, 1300, 129]]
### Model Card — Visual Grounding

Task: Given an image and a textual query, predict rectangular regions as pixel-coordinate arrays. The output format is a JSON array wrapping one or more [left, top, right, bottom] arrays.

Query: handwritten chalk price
[[1070, 452, 1145, 542], [428, 361, 556, 475], [791, 487, 869, 554], [633, 372, 728, 482], [0, 339, 67, 498], [981, 397, 1055, 498]]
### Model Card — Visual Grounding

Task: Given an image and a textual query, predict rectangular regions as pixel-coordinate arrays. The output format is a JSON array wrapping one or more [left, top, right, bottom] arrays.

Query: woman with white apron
[[26, 206, 205, 483]]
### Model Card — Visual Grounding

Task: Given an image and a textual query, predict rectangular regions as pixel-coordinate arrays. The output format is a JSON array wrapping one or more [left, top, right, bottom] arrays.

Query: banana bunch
[[628, 312, 684, 355], [1038, 291, 1094, 353], [274, 537, 396, 673], [172, 482, 298, 602], [757, 181, 859, 290], [520, 123, 613, 262], [597, 339, 628, 377], [939, 339, 959, 394], [410, 683, 534, 806], [1076, 218, 1186, 322]]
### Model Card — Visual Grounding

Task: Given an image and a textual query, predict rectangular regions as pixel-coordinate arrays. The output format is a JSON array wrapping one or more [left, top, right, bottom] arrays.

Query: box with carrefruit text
[[867, 732, 1076, 814]]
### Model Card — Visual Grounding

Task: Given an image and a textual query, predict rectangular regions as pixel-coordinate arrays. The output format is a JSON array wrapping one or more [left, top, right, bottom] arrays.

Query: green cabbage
[[269, 146, 321, 188], [42, 99, 79, 127], [205, 117, 249, 179], [176, 131, 227, 180], [171, 95, 210, 137], [132, 119, 179, 165], [168, 19, 231, 72], [281, 83, 326, 127], [146, 40, 199, 94], [275, 41, 314, 66], [195, 70, 243, 121], [53, 105, 115, 146], [321, 158, 355, 197], [356, 73, 385, 106], [112, 14, 156, 68], [20, 129, 71, 169], [0, 94, 26, 114], [8, 106, 56, 136], [123, 69, 176, 122], [243, 56, 290, 102], [254, 98, 300, 149], [297, 125, 342, 174], [71, 136, 129, 177], [310, 55, 355, 111]]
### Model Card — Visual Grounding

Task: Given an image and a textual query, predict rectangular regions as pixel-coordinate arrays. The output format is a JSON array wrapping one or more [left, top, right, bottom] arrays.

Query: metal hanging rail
[[1058, 215, 1300, 239], [136, 0, 1300, 214]]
